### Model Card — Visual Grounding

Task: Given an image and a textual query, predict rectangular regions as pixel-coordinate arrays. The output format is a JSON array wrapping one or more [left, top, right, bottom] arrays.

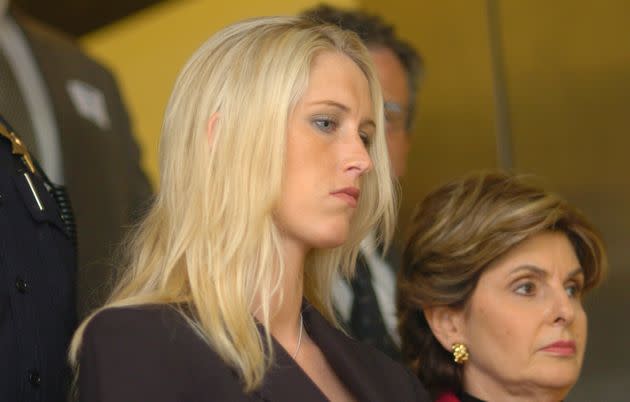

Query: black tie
[[348, 254, 400, 360]]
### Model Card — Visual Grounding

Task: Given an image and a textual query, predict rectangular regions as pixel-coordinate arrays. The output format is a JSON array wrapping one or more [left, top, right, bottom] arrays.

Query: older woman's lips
[[331, 187, 360, 208], [541, 340, 576, 356]]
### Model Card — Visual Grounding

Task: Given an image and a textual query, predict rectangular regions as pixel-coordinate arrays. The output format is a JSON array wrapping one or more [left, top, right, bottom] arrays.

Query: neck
[[255, 235, 307, 355]]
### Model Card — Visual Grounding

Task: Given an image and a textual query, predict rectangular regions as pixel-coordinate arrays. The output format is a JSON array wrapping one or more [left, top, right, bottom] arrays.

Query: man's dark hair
[[301, 4, 423, 130]]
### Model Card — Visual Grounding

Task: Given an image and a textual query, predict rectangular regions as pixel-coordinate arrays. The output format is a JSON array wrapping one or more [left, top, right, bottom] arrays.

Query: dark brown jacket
[[79, 303, 430, 402]]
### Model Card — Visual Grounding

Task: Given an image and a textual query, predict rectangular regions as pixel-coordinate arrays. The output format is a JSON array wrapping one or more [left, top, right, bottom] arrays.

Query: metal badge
[[0, 120, 37, 174]]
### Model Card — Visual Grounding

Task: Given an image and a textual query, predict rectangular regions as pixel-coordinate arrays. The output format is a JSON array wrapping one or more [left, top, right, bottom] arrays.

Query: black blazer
[[79, 303, 430, 402]]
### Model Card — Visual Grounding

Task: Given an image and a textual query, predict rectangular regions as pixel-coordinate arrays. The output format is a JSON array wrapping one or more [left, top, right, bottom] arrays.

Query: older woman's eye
[[514, 282, 536, 296], [566, 282, 583, 298], [312, 117, 338, 133]]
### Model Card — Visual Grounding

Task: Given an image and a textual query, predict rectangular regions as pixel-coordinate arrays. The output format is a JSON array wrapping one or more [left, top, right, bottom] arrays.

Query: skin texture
[[369, 46, 410, 179], [275, 50, 374, 256], [427, 231, 587, 401]]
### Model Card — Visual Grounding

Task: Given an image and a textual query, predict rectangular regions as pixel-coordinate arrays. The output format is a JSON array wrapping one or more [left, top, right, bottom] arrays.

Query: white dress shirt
[[332, 231, 400, 344]]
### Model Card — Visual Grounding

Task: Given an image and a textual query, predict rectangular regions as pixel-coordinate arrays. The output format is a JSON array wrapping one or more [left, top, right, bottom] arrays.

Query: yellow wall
[[361, 0, 498, 231], [80, 0, 359, 186]]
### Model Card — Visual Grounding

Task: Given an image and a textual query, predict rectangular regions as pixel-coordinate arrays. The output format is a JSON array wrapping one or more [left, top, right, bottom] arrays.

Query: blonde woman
[[397, 172, 606, 402], [69, 16, 430, 402]]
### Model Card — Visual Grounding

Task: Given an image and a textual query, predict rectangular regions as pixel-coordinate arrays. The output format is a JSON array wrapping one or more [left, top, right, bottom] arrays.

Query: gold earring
[[452, 343, 469, 364]]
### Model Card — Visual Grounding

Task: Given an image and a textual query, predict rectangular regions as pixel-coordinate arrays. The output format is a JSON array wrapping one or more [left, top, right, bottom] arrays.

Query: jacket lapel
[[255, 331, 328, 402], [302, 303, 393, 402]]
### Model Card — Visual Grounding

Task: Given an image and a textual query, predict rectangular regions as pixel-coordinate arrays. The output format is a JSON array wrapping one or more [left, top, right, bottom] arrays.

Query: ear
[[206, 112, 219, 144], [423, 305, 466, 351]]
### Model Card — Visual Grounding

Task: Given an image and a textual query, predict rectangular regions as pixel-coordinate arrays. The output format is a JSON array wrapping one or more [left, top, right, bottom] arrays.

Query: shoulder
[[79, 305, 243, 401], [82, 305, 181, 363], [85, 304, 184, 332], [82, 304, 204, 357], [14, 13, 121, 85]]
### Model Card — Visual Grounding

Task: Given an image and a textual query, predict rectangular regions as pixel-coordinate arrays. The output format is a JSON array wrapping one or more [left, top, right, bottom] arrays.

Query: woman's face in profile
[[275, 50, 375, 253], [460, 231, 587, 396]]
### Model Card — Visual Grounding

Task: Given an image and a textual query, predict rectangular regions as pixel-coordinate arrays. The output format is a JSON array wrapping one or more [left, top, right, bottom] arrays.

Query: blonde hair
[[69, 16, 395, 392], [397, 171, 607, 398]]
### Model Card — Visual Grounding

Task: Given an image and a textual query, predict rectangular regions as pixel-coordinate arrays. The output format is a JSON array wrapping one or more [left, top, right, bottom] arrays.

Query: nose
[[552, 287, 577, 326], [343, 135, 373, 177]]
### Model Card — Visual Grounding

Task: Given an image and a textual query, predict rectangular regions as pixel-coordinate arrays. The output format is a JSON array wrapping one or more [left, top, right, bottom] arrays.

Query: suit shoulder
[[16, 13, 116, 78], [80, 304, 243, 399], [84, 304, 189, 343], [82, 304, 232, 372]]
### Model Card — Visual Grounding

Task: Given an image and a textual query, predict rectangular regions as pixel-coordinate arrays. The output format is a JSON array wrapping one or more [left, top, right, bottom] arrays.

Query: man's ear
[[423, 305, 466, 351], [206, 112, 219, 144]]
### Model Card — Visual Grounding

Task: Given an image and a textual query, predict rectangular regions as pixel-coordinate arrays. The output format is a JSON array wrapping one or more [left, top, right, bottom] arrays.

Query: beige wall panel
[[498, 1, 630, 255], [80, 0, 359, 186], [497, 3, 630, 399], [361, 0, 498, 234]]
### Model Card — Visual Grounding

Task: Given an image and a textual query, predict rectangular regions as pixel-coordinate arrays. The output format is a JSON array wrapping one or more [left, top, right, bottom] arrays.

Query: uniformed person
[[0, 114, 76, 402]]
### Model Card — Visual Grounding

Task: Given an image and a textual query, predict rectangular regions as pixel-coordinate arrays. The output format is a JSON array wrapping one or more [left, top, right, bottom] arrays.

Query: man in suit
[[0, 115, 76, 402], [1, 0, 152, 316], [302, 5, 424, 359]]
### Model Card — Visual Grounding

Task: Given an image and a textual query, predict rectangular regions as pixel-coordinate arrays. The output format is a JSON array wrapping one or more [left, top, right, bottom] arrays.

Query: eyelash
[[514, 281, 536, 296], [312, 116, 338, 133], [359, 131, 371, 146], [565, 282, 584, 298], [311, 116, 372, 147], [513, 280, 584, 298]]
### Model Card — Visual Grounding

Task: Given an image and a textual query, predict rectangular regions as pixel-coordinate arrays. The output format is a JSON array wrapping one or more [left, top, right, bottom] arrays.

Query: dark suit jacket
[[0, 118, 76, 402], [13, 12, 153, 316], [79, 303, 430, 402], [340, 246, 402, 361]]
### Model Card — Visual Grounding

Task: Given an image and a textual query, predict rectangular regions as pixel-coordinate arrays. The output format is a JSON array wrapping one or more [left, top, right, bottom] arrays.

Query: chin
[[313, 234, 349, 249], [310, 224, 350, 249], [531, 363, 581, 394]]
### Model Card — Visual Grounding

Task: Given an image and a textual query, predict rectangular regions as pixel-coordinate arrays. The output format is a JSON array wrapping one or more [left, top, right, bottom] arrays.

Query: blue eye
[[565, 282, 583, 298], [312, 117, 337, 133]]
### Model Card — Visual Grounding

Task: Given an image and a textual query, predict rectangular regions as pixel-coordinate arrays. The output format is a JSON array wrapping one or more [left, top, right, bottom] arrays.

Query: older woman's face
[[275, 51, 374, 253], [460, 231, 587, 398]]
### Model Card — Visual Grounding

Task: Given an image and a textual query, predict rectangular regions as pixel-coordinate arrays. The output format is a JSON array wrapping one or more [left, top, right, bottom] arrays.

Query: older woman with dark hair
[[397, 171, 606, 402]]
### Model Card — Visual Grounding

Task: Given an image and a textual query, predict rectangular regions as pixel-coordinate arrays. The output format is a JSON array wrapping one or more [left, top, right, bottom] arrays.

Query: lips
[[331, 187, 360, 208], [541, 340, 577, 356]]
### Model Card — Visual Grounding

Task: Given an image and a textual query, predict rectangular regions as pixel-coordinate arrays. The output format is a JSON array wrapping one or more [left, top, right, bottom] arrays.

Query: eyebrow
[[307, 100, 376, 129], [509, 265, 584, 280], [307, 100, 350, 112]]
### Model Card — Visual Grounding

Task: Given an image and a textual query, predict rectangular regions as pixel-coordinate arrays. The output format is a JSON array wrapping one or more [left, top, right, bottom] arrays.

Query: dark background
[[13, 0, 165, 36]]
